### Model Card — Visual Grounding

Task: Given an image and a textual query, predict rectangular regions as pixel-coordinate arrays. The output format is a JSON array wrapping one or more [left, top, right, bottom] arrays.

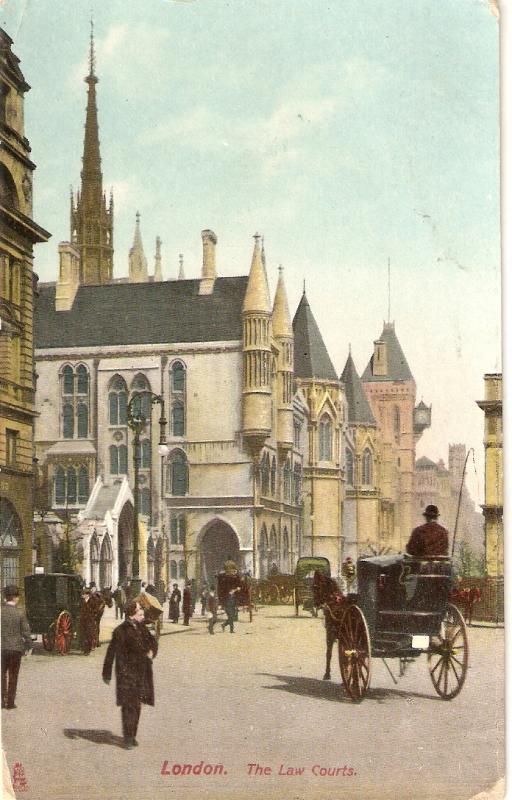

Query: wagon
[[294, 556, 331, 617], [327, 553, 468, 702], [24, 573, 83, 655], [251, 573, 295, 605]]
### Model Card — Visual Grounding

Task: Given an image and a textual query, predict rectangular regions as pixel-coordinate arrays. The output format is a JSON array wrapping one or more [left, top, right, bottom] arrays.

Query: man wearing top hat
[[406, 504, 449, 558]]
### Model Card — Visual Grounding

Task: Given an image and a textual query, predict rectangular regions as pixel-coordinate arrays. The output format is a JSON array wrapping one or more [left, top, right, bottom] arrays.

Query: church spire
[[70, 23, 114, 285], [129, 212, 148, 283]]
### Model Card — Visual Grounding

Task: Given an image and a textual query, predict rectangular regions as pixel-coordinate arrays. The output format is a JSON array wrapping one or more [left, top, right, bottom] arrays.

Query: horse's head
[[312, 571, 339, 606]]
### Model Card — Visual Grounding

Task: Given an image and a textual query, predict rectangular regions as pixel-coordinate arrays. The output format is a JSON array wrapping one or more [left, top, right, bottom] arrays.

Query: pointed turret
[[292, 290, 337, 380], [242, 233, 272, 455], [128, 212, 148, 283], [178, 253, 185, 280], [70, 22, 114, 285], [154, 236, 163, 282], [340, 352, 376, 425], [273, 267, 294, 450], [361, 322, 414, 383]]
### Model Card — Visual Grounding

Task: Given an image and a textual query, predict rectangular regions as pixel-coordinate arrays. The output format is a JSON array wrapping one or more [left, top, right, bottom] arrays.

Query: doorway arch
[[199, 520, 240, 585], [100, 535, 113, 588]]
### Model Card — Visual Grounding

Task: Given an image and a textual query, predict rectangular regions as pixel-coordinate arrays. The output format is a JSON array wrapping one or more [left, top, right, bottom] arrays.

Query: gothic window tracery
[[108, 376, 127, 426], [167, 450, 188, 496], [170, 362, 186, 437], [345, 449, 354, 486], [60, 364, 90, 439], [319, 414, 333, 461], [362, 448, 373, 486]]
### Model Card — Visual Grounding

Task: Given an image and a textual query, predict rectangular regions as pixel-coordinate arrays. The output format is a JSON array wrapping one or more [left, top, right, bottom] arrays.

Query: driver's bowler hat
[[424, 504, 440, 518]]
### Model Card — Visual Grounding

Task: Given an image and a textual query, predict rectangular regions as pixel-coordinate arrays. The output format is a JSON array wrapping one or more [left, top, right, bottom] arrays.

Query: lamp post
[[126, 391, 168, 594]]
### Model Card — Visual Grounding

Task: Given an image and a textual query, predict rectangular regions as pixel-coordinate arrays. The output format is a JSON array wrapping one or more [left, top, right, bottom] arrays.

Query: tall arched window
[[319, 415, 332, 461], [167, 451, 188, 496], [119, 445, 128, 474], [141, 439, 151, 469], [63, 365, 74, 395], [269, 526, 278, 570], [77, 403, 88, 438], [172, 402, 185, 436], [76, 365, 89, 394], [55, 466, 66, 504], [131, 374, 151, 418], [170, 560, 178, 579], [63, 404, 74, 439], [140, 487, 151, 517], [282, 528, 289, 573], [0, 500, 22, 591], [178, 560, 186, 579], [345, 449, 354, 486], [67, 467, 77, 504], [171, 362, 185, 393], [362, 448, 373, 485], [259, 524, 268, 577], [78, 466, 89, 504], [293, 463, 302, 505], [109, 376, 127, 425], [110, 445, 119, 475], [283, 458, 292, 502], [170, 514, 186, 545], [260, 452, 270, 496]]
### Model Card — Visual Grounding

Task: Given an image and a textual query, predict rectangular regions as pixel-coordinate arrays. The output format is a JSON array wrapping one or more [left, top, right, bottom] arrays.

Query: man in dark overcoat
[[1, 585, 32, 709], [102, 600, 158, 749], [79, 587, 97, 655], [221, 587, 240, 633], [168, 583, 181, 623], [406, 504, 449, 558], [182, 580, 192, 626]]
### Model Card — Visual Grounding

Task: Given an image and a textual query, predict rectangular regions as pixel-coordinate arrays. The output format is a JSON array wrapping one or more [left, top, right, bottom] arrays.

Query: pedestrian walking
[[113, 582, 126, 620], [168, 583, 181, 623], [182, 581, 192, 626], [221, 587, 240, 633], [207, 586, 218, 635], [102, 600, 158, 750], [1, 585, 32, 709], [200, 584, 208, 616], [79, 587, 97, 655]]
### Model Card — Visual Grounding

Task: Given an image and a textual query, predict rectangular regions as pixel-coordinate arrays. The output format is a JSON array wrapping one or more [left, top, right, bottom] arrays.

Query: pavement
[[1, 603, 505, 800]]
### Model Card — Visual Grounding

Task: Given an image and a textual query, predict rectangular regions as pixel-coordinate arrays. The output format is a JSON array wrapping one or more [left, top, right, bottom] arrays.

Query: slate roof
[[416, 456, 438, 470], [340, 353, 376, 425], [35, 277, 248, 349], [361, 323, 414, 383], [292, 292, 338, 381]]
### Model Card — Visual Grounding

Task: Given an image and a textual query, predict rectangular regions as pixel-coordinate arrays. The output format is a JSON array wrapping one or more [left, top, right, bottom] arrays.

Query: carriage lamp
[[127, 391, 168, 592]]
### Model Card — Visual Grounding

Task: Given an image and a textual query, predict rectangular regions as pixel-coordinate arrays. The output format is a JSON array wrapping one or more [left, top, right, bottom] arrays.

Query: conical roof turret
[[272, 266, 293, 338], [361, 321, 414, 383], [242, 233, 271, 314], [292, 290, 337, 380], [340, 351, 376, 425]]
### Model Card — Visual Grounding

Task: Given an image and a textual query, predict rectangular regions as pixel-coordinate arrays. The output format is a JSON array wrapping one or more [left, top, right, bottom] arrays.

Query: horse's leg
[[323, 623, 334, 680]]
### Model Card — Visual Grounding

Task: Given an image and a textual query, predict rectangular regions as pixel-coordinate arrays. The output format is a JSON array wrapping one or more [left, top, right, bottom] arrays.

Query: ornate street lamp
[[126, 392, 169, 594]]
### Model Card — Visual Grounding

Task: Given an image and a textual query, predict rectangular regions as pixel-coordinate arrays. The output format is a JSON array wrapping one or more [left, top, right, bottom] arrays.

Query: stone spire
[[273, 266, 294, 451], [154, 236, 163, 282], [129, 212, 148, 283], [70, 21, 114, 285], [178, 253, 185, 280], [242, 233, 272, 455]]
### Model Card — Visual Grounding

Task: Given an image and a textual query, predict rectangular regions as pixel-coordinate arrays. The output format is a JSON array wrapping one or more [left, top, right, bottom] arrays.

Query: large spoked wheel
[[54, 611, 73, 655], [428, 603, 468, 700], [42, 623, 55, 652], [338, 605, 372, 702]]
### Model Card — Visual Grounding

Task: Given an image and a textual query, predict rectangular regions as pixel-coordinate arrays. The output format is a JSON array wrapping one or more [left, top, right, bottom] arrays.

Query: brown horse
[[313, 571, 348, 680]]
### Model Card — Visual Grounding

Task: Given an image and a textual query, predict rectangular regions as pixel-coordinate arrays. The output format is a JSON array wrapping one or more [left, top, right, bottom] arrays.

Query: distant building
[[0, 29, 50, 595], [476, 374, 503, 576]]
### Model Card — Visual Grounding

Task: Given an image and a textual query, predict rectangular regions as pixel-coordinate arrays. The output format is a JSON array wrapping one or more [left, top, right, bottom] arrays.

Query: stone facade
[[476, 374, 503, 576], [0, 29, 50, 596]]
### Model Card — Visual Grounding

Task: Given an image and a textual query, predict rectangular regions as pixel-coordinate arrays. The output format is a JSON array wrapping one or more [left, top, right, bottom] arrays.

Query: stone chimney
[[199, 229, 217, 295], [372, 339, 388, 377], [55, 242, 80, 311]]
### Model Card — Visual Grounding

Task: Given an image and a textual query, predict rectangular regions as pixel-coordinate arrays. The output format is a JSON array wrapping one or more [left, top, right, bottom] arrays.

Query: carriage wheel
[[338, 605, 372, 702], [42, 624, 55, 652], [428, 603, 468, 700], [54, 611, 73, 655]]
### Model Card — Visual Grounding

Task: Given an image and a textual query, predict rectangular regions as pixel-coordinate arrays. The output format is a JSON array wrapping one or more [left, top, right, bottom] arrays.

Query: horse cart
[[24, 573, 83, 655], [251, 573, 295, 605], [315, 553, 468, 702], [294, 556, 331, 617]]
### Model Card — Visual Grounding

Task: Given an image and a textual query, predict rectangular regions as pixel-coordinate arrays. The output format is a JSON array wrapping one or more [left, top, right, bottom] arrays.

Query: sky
[[2, 0, 501, 505]]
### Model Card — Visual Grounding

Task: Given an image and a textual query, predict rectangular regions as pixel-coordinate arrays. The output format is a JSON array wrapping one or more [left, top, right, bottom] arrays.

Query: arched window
[[55, 466, 66, 504], [293, 463, 302, 505], [172, 402, 185, 436], [178, 560, 186, 579], [171, 362, 185, 393], [393, 406, 400, 438], [319, 415, 332, 461], [170, 514, 186, 545], [62, 365, 74, 395], [270, 456, 276, 496], [141, 439, 151, 469], [78, 466, 89, 504], [76, 365, 89, 395], [119, 445, 128, 474], [109, 445, 119, 475], [282, 527, 289, 573], [140, 487, 151, 517], [67, 467, 77, 504], [109, 376, 127, 425], [167, 451, 188, 496], [0, 500, 22, 591], [63, 404, 74, 439], [260, 452, 270, 496], [362, 448, 373, 485], [77, 403, 88, 438], [259, 524, 268, 577], [345, 449, 354, 486], [131, 375, 151, 418], [170, 560, 178, 579], [283, 458, 292, 502], [269, 526, 278, 570]]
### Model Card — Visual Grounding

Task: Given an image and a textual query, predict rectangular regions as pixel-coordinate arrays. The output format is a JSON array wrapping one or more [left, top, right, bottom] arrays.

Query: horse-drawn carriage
[[294, 556, 331, 617], [24, 573, 83, 655], [315, 553, 468, 702], [250, 572, 295, 605]]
